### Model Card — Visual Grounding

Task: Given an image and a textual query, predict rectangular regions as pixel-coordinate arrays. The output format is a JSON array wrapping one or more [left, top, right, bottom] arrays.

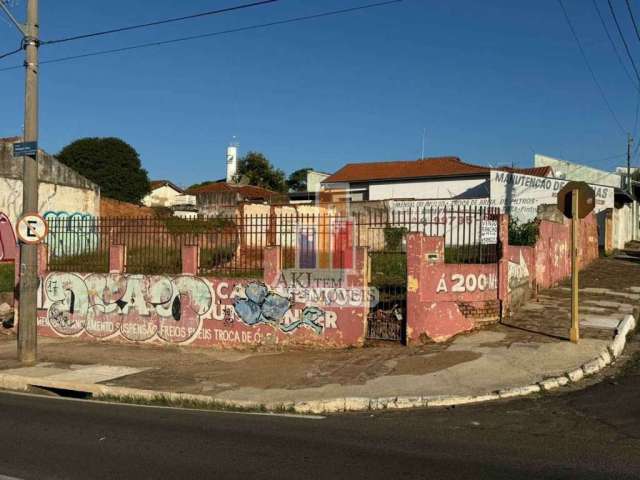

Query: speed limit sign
[[16, 213, 48, 245]]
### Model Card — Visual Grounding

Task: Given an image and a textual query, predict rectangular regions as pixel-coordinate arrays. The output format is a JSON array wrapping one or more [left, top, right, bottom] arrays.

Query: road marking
[[0, 474, 25, 480], [0, 389, 325, 420]]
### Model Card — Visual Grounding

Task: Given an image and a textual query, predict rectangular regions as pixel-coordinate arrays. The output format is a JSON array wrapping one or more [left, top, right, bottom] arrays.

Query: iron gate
[[366, 229, 407, 343], [366, 281, 406, 343]]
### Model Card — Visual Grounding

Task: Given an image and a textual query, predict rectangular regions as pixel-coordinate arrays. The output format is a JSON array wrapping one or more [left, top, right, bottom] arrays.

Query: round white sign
[[16, 213, 48, 244]]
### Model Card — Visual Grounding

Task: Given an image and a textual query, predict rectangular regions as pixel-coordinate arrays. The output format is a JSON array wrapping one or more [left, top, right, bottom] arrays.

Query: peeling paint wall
[[406, 212, 600, 344], [0, 141, 100, 229], [32, 246, 370, 349], [406, 234, 499, 344]]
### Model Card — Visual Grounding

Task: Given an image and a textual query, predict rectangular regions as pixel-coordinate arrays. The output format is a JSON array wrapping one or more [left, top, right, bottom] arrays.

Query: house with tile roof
[[187, 181, 280, 216], [142, 180, 185, 207], [321, 156, 552, 202]]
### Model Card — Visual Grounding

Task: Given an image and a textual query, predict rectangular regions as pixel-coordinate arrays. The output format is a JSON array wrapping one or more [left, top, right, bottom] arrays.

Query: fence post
[[181, 245, 200, 275], [263, 245, 282, 286], [109, 244, 127, 274]]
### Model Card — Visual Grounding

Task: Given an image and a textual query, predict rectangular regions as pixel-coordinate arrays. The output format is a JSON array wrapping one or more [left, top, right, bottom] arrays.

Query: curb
[[0, 315, 636, 415]]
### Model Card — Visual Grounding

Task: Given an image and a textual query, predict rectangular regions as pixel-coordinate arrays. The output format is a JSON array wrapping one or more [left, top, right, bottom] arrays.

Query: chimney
[[226, 143, 238, 183]]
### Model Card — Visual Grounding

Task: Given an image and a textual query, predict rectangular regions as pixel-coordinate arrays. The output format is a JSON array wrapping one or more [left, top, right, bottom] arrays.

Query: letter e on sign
[[17, 213, 48, 245]]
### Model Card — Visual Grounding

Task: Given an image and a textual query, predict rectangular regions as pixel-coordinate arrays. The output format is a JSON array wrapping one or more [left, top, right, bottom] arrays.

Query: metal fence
[[45, 206, 500, 276]]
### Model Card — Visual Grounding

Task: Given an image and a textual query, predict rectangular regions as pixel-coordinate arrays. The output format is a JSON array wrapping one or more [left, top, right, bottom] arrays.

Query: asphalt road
[[0, 350, 639, 479]]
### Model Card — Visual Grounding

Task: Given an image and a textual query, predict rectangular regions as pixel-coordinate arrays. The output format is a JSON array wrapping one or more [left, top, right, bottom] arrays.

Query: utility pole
[[627, 133, 633, 194], [17, 0, 39, 364]]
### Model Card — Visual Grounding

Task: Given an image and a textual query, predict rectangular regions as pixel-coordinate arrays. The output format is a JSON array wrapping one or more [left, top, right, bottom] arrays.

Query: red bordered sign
[[16, 212, 48, 245]]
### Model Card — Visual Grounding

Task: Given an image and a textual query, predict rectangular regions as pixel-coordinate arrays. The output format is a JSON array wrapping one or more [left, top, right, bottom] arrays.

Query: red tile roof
[[323, 157, 488, 183], [149, 180, 183, 193], [189, 182, 279, 199], [322, 157, 552, 184]]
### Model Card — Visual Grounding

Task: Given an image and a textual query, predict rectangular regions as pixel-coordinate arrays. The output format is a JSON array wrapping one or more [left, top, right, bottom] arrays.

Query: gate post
[[497, 214, 509, 317], [109, 245, 127, 274], [263, 245, 282, 286]]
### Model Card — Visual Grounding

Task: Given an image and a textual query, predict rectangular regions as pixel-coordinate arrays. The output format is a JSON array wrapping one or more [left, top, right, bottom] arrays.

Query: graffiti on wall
[[233, 282, 329, 335], [37, 274, 337, 344], [508, 251, 530, 292], [0, 212, 17, 261], [43, 211, 98, 256]]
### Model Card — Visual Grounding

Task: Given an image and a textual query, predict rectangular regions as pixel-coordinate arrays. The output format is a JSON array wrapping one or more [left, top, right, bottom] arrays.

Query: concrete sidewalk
[[0, 257, 637, 412]]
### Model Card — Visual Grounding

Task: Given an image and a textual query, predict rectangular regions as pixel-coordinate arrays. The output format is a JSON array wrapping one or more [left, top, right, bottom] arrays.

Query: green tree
[[287, 168, 311, 192], [234, 151, 287, 193], [57, 137, 150, 203]]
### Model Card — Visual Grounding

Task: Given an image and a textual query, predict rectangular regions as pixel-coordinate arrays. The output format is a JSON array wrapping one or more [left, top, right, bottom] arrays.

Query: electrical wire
[[625, 0, 640, 42], [593, 0, 639, 90], [557, 0, 627, 135], [0, 43, 21, 60], [607, 0, 640, 82], [41, 0, 280, 46], [0, 0, 403, 72]]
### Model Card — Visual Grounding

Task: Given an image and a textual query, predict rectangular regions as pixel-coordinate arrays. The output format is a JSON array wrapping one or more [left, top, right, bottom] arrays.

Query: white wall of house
[[490, 170, 614, 223], [535, 154, 622, 188], [307, 171, 330, 193], [613, 204, 634, 250], [368, 177, 486, 200], [142, 185, 182, 207]]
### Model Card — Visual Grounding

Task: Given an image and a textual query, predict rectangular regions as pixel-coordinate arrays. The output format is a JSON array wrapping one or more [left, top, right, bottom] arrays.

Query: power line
[[41, 0, 280, 46], [607, 0, 640, 82], [557, 0, 627, 135], [592, 0, 638, 90], [0, 43, 21, 60], [0, 0, 403, 73], [625, 0, 640, 42]]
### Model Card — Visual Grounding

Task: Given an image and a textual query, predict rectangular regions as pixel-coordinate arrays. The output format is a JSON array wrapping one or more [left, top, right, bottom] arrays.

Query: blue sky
[[0, 0, 639, 187]]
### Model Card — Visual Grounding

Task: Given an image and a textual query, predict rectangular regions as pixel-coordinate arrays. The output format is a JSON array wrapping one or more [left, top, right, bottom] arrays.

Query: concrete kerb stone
[[538, 376, 569, 391], [498, 384, 541, 399], [566, 368, 585, 383], [0, 313, 634, 414], [426, 393, 501, 407]]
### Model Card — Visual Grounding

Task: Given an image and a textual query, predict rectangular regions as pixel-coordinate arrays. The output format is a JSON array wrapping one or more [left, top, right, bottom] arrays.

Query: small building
[[189, 182, 280, 216], [288, 169, 332, 205], [142, 180, 184, 207]]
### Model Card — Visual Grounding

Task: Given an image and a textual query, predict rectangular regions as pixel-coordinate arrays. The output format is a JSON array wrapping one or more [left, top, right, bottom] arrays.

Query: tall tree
[[235, 151, 287, 193], [57, 137, 151, 203], [287, 168, 311, 192]]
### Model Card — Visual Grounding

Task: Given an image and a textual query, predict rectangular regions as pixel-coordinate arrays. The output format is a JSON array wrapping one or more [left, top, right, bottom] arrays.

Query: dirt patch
[[391, 350, 481, 375]]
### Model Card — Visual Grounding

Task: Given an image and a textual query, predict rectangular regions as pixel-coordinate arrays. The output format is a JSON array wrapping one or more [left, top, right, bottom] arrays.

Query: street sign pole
[[557, 181, 594, 344], [570, 188, 580, 344], [17, 0, 39, 364]]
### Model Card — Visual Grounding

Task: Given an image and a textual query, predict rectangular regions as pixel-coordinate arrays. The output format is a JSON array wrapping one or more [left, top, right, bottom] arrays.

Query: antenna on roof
[[421, 127, 426, 160]]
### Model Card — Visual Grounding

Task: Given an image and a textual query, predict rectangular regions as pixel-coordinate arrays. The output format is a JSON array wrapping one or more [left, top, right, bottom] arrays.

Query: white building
[[142, 180, 184, 208]]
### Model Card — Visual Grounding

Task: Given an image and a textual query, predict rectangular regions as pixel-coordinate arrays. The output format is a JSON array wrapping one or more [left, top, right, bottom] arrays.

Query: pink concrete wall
[[406, 211, 600, 344], [406, 234, 499, 344], [33, 245, 370, 349], [533, 214, 598, 289]]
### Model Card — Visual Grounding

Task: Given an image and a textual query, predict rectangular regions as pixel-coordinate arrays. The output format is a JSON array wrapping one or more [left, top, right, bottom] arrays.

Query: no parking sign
[[16, 213, 48, 245]]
